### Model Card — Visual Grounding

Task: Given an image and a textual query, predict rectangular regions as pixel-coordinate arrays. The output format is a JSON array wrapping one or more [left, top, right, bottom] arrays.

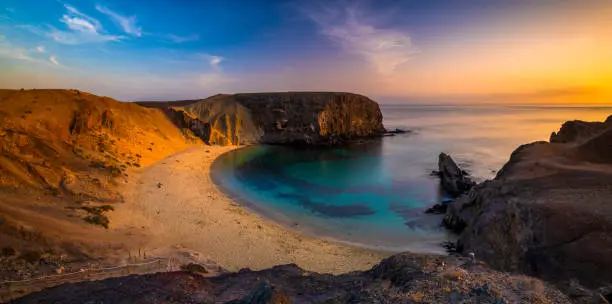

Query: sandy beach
[[111, 146, 386, 274]]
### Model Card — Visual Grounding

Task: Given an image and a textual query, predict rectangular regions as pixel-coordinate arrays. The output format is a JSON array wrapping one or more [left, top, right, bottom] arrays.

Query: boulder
[[438, 153, 476, 197]]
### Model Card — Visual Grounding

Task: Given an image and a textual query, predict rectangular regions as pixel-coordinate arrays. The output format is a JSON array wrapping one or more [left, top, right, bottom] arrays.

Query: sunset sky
[[1, 0, 611, 103]]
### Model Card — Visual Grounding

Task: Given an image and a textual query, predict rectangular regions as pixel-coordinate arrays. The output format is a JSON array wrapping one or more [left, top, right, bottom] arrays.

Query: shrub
[[80, 205, 114, 229]]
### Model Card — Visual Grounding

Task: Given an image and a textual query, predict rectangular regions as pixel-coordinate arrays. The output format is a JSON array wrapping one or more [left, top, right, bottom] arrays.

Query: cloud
[[0, 36, 60, 67], [96, 5, 142, 37], [197, 54, 224, 71], [209, 56, 224, 71], [164, 33, 200, 43], [35, 46, 46, 53], [21, 4, 123, 44], [63, 4, 103, 30], [304, 5, 417, 75], [49, 56, 60, 65], [0, 36, 34, 61]]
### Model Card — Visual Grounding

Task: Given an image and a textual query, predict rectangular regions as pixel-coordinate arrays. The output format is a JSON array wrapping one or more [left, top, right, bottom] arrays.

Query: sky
[[0, 0, 611, 103]]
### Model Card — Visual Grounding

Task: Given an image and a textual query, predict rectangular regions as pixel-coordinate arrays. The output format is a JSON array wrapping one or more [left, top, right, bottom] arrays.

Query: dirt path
[[111, 146, 386, 274]]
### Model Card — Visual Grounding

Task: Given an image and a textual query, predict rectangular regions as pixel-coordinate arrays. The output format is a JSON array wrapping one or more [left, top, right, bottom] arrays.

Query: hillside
[[0, 89, 198, 196], [0, 89, 202, 281]]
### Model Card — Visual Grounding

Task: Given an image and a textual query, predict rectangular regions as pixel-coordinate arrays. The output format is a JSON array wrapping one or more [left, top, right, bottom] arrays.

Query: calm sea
[[212, 105, 612, 253]]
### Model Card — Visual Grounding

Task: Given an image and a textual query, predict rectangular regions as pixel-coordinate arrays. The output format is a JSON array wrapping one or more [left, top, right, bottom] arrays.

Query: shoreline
[[111, 145, 388, 274], [210, 146, 452, 254]]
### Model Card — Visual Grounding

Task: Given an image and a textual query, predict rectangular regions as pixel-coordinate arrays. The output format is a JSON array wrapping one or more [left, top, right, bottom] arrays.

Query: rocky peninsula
[[139, 92, 386, 145], [443, 115, 612, 302]]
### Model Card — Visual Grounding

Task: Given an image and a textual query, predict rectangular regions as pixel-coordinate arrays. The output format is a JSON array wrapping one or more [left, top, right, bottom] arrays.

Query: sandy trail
[[111, 146, 386, 274]]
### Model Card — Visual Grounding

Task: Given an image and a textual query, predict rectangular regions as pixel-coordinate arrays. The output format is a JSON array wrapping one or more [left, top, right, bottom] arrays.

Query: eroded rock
[[141, 92, 386, 146], [443, 117, 612, 293], [438, 153, 476, 197]]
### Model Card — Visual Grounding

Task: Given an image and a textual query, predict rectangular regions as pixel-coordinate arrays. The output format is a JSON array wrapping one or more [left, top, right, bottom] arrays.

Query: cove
[[211, 139, 453, 253]]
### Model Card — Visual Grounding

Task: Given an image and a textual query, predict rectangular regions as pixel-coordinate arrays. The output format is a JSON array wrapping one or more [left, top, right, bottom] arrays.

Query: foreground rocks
[[13, 253, 570, 303], [443, 115, 612, 301], [139, 92, 386, 145]]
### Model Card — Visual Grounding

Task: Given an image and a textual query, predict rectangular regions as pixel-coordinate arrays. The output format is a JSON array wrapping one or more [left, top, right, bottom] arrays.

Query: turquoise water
[[212, 105, 612, 252]]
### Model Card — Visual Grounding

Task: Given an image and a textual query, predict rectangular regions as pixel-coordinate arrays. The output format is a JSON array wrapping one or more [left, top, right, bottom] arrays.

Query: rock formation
[[437, 153, 476, 197], [444, 116, 612, 297], [13, 252, 571, 303], [549, 115, 612, 143], [140, 92, 386, 145]]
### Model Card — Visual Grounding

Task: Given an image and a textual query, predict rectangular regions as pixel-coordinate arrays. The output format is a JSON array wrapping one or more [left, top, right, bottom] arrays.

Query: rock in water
[[438, 153, 476, 197], [425, 199, 453, 214]]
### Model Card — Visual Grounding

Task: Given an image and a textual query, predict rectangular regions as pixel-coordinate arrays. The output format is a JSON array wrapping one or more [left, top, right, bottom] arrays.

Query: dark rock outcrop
[[549, 115, 612, 143], [438, 153, 476, 197], [13, 253, 571, 303], [141, 92, 386, 146], [444, 116, 612, 295], [425, 199, 453, 214]]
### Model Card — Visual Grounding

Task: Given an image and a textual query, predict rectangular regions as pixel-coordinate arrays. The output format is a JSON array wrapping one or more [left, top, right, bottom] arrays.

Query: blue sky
[[1, 0, 611, 103]]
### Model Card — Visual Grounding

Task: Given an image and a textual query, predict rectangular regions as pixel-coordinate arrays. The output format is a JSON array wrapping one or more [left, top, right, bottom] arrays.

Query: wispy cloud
[[64, 4, 102, 30], [35, 46, 46, 53], [304, 4, 417, 75], [0, 36, 34, 61], [164, 33, 200, 43], [96, 5, 142, 37], [198, 54, 224, 71], [23, 4, 123, 44], [0, 35, 60, 67], [209, 55, 224, 71], [49, 56, 60, 65]]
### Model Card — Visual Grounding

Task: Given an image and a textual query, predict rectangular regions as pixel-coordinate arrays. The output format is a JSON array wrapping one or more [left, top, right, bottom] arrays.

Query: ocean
[[211, 105, 612, 253]]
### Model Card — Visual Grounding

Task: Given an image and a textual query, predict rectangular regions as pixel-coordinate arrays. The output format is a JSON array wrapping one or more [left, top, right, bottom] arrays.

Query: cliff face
[[549, 115, 612, 143], [444, 116, 612, 293], [144, 92, 385, 145]]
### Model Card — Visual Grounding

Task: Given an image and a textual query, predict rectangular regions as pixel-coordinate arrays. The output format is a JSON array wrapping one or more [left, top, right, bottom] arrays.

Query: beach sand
[[110, 146, 387, 274]]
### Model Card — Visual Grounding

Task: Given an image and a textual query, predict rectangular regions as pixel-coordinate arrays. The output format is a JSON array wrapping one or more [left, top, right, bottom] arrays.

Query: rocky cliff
[[141, 92, 386, 145], [549, 115, 612, 143], [444, 115, 612, 299], [13, 252, 571, 303]]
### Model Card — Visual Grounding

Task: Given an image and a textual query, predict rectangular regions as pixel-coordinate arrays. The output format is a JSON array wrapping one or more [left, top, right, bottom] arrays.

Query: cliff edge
[[444, 115, 612, 299], [140, 92, 386, 145]]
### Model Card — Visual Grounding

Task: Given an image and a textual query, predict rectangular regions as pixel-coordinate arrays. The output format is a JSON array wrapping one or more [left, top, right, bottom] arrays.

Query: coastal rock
[[438, 153, 476, 197], [13, 252, 571, 303], [444, 117, 612, 293], [140, 92, 386, 146], [425, 199, 453, 214], [549, 115, 612, 143]]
